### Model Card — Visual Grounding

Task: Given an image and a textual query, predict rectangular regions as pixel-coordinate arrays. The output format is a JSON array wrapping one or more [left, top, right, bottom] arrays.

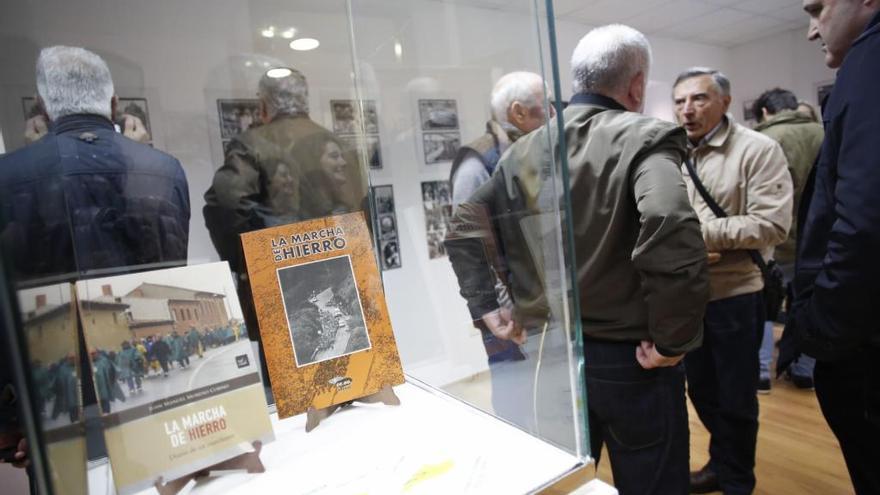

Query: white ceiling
[[437, 0, 810, 47]]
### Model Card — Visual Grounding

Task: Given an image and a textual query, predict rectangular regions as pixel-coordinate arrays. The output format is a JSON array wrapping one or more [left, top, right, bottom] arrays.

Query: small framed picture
[[418, 99, 459, 131], [422, 131, 460, 164], [217, 99, 261, 140]]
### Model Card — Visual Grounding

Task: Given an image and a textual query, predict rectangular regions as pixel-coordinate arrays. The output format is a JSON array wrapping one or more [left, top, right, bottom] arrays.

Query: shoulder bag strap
[[683, 157, 768, 271]]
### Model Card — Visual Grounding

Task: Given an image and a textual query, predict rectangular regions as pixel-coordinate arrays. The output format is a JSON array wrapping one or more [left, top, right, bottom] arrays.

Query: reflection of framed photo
[[421, 180, 452, 259], [380, 240, 401, 270], [422, 131, 460, 164], [217, 99, 261, 140], [21, 96, 42, 120], [418, 99, 459, 130], [371, 185, 401, 270], [331, 99, 378, 135], [340, 134, 382, 170], [277, 255, 371, 366], [117, 98, 151, 134]]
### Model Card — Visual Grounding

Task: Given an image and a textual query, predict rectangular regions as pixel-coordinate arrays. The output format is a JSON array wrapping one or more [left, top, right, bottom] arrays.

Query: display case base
[[153, 441, 265, 495], [305, 384, 400, 432]]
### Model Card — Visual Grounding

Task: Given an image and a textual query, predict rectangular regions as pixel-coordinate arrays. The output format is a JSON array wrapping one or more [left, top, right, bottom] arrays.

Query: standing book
[[240, 212, 404, 419], [75, 262, 273, 494]]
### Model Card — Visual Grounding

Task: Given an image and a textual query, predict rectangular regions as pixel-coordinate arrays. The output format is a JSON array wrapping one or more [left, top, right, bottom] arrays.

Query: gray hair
[[258, 68, 309, 118], [36, 46, 114, 121], [673, 67, 731, 97], [570, 24, 652, 95], [490, 71, 546, 130]]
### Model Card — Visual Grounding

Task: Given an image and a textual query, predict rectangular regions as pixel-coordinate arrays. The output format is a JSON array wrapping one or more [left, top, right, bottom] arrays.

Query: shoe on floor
[[791, 374, 814, 390], [690, 464, 720, 494], [758, 378, 771, 394]]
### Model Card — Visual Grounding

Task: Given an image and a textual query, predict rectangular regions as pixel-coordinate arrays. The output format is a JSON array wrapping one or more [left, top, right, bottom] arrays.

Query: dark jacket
[[0, 114, 190, 280], [783, 11, 880, 364], [445, 94, 709, 356], [754, 110, 824, 266]]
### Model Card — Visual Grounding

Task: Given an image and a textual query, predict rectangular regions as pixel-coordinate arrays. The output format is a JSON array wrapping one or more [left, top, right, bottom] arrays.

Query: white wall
[[727, 26, 836, 121]]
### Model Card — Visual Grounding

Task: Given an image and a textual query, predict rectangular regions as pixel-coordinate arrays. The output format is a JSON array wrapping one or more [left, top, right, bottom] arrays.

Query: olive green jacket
[[754, 110, 824, 266], [446, 96, 709, 356]]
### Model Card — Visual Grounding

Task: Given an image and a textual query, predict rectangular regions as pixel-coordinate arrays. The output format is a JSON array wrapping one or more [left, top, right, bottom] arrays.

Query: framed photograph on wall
[[421, 180, 453, 259], [372, 184, 401, 270], [331, 98, 383, 170], [422, 131, 461, 164], [418, 99, 459, 131], [216, 99, 261, 150]]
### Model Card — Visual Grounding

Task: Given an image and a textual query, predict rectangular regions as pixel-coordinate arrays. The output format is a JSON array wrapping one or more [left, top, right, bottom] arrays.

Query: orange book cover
[[240, 212, 404, 418]]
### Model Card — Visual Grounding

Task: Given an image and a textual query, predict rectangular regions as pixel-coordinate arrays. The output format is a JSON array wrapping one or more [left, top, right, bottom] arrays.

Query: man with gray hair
[[0, 45, 190, 279], [204, 68, 366, 344], [672, 68, 792, 494], [445, 25, 708, 493], [447, 71, 553, 430]]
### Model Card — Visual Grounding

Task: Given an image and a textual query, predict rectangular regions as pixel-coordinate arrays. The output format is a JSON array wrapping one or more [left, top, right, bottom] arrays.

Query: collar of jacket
[[270, 112, 309, 123], [695, 116, 733, 150], [753, 109, 813, 131], [50, 114, 114, 134], [852, 9, 880, 48], [569, 92, 626, 111], [485, 120, 522, 152]]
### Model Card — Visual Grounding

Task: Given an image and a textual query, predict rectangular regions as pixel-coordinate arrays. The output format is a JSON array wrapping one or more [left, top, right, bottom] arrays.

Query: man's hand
[[24, 115, 48, 144], [481, 309, 527, 345], [707, 252, 722, 265], [122, 114, 151, 144], [635, 340, 684, 369], [11, 438, 28, 469]]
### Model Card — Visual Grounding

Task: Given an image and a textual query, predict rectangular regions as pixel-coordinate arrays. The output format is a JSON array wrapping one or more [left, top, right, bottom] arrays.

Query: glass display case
[[0, 0, 588, 493]]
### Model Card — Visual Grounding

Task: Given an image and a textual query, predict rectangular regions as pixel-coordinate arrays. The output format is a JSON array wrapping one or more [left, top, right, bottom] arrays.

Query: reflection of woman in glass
[[264, 161, 300, 225], [300, 135, 352, 219]]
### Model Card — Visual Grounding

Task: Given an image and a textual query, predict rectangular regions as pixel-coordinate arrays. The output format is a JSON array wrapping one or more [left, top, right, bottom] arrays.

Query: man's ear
[[721, 94, 732, 114], [507, 101, 526, 127], [627, 71, 646, 112], [111, 95, 119, 121], [35, 95, 50, 121]]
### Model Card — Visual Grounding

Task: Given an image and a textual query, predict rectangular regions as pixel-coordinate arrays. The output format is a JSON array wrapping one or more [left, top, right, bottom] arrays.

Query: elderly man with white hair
[[445, 25, 708, 493], [446, 70, 553, 431], [449, 71, 553, 206], [0, 45, 190, 280]]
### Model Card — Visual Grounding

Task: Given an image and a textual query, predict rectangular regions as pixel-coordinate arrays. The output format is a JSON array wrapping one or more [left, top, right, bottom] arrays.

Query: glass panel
[[347, 0, 586, 457], [0, 0, 588, 492]]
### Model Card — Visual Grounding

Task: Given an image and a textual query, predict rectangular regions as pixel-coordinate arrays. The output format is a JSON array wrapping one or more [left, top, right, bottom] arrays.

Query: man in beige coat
[[672, 68, 792, 494]]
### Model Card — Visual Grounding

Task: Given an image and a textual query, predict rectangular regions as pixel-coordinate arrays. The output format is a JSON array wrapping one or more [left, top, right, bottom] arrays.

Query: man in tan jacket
[[672, 68, 793, 494]]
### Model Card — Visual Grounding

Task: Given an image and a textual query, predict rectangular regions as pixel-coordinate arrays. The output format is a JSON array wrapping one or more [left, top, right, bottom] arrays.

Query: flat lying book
[[241, 212, 404, 419]]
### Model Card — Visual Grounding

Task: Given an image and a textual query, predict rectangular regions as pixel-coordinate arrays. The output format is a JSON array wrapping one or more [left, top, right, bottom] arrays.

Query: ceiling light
[[290, 38, 320, 51], [281, 28, 296, 39], [266, 67, 293, 79], [261, 26, 275, 38], [394, 41, 403, 59]]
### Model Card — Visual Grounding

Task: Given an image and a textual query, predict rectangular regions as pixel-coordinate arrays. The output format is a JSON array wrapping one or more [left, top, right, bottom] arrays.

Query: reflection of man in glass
[[204, 68, 365, 343]]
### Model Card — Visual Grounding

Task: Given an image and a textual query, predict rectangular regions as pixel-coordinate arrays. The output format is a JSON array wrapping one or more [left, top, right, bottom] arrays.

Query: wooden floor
[[594, 328, 853, 494]]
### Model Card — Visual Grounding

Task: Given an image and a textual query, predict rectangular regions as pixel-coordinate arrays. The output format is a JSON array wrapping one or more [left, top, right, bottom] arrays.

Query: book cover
[[240, 211, 404, 419], [75, 262, 273, 495]]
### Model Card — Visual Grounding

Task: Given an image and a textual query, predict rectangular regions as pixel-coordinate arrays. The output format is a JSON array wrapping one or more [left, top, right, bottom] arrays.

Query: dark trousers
[[686, 291, 761, 494], [814, 351, 880, 494], [585, 339, 689, 495]]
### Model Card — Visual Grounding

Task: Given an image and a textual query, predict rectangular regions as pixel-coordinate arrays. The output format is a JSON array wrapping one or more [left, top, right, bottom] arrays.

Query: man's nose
[[807, 19, 820, 41]]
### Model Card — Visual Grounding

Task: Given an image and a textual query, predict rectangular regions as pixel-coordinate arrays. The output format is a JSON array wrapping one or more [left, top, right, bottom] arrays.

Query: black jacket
[[0, 114, 190, 281], [782, 11, 880, 365]]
